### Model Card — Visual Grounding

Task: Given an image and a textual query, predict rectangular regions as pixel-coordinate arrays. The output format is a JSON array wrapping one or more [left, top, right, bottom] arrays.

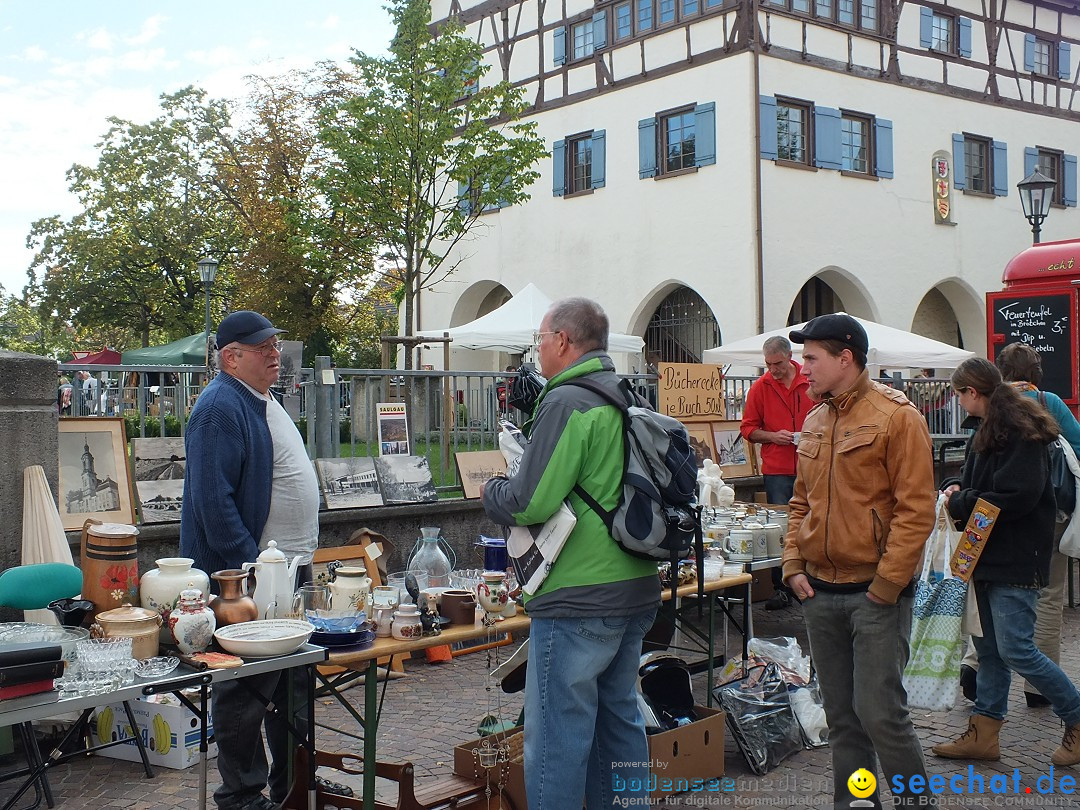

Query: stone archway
[[786, 266, 877, 325], [912, 278, 986, 358], [635, 285, 721, 365]]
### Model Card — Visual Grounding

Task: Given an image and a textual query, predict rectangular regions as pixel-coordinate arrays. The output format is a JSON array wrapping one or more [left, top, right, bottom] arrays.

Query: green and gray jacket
[[483, 351, 660, 617]]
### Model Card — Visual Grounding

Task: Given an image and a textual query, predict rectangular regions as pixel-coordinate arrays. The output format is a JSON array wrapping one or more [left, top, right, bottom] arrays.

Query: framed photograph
[[373, 455, 438, 504], [130, 437, 186, 524], [58, 417, 136, 530], [711, 420, 755, 479], [686, 424, 717, 468], [454, 450, 508, 499], [315, 457, 384, 509], [376, 402, 410, 456]]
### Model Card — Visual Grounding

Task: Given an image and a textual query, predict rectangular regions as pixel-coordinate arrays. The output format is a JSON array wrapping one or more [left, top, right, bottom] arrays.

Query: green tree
[[317, 0, 547, 367], [26, 90, 241, 348]]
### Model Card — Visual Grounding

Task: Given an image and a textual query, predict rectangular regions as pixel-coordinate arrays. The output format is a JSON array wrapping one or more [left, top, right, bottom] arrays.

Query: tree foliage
[[317, 0, 547, 366]]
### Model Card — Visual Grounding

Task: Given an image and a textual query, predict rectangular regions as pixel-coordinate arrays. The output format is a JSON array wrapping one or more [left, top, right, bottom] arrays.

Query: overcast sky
[[0, 1, 396, 295]]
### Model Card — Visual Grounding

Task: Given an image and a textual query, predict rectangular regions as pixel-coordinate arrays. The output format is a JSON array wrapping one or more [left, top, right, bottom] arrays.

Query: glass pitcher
[[407, 527, 456, 588]]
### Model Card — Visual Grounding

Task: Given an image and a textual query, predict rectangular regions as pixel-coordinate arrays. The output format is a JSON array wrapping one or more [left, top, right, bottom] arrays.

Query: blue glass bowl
[[306, 609, 365, 632]]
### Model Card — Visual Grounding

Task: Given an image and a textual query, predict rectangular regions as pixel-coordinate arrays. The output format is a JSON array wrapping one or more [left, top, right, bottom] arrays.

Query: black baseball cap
[[216, 311, 284, 348], [789, 313, 868, 356]]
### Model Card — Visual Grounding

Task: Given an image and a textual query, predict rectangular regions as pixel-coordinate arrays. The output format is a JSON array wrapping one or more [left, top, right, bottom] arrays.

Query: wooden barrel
[[80, 520, 140, 615]]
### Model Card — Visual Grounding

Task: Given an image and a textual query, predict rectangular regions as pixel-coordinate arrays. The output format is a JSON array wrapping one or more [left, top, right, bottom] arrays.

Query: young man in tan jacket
[[782, 314, 936, 810]]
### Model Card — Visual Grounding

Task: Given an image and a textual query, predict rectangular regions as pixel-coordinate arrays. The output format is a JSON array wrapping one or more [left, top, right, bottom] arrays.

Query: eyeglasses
[[533, 331, 559, 346], [227, 340, 283, 357]]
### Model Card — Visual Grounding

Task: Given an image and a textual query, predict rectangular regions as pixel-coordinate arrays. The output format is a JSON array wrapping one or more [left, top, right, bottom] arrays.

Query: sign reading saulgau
[[657, 363, 726, 421]]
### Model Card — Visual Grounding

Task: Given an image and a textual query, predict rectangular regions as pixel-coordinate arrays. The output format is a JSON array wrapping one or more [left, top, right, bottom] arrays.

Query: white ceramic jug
[[242, 541, 302, 619]]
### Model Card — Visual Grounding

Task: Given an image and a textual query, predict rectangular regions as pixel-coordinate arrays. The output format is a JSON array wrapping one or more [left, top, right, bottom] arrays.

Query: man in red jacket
[[740, 336, 813, 609]]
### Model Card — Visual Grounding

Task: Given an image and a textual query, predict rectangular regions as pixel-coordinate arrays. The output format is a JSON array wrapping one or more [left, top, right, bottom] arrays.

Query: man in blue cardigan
[[181, 310, 320, 810]]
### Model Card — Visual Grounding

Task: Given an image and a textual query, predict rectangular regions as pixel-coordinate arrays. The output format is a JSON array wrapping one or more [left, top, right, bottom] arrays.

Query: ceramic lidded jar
[[476, 572, 509, 624], [141, 558, 210, 643], [328, 566, 372, 613], [391, 603, 422, 640], [91, 603, 162, 659], [168, 585, 216, 655]]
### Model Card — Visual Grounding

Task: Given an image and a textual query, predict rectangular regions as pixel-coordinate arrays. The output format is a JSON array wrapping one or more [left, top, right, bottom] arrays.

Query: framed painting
[[686, 424, 717, 468], [711, 420, 755, 479], [454, 450, 507, 499], [58, 417, 136, 530]]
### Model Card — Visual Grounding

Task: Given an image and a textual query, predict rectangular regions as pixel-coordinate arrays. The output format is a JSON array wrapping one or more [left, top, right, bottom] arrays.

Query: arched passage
[[787, 267, 878, 325], [629, 284, 720, 365]]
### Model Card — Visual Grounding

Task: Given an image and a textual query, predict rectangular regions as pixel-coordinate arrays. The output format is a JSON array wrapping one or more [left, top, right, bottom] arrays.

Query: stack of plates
[[310, 621, 376, 650]]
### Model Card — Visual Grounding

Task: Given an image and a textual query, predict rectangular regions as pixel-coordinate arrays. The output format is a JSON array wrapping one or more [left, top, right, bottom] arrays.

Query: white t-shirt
[[240, 381, 320, 565]]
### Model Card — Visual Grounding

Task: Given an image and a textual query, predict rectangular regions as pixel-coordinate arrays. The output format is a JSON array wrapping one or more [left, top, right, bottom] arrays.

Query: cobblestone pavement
[[3, 596, 1080, 810]]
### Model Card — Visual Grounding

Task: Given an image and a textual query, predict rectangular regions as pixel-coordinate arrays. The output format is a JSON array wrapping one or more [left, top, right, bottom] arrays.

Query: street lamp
[[197, 256, 219, 344], [1017, 169, 1056, 244]]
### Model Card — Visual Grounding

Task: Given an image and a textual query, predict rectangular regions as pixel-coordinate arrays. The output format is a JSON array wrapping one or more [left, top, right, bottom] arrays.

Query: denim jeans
[[524, 608, 657, 810], [971, 580, 1080, 726], [802, 590, 930, 810], [763, 475, 796, 590]]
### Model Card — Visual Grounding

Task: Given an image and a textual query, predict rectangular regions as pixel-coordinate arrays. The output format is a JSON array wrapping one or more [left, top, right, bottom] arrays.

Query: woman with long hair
[[933, 357, 1080, 765]]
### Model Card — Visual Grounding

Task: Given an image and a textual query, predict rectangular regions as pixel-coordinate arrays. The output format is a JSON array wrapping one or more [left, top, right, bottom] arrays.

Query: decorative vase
[[141, 558, 211, 642], [328, 566, 372, 613], [208, 569, 259, 628], [391, 604, 422, 640], [80, 521, 140, 616], [168, 585, 216, 655], [476, 572, 508, 625], [408, 528, 454, 588]]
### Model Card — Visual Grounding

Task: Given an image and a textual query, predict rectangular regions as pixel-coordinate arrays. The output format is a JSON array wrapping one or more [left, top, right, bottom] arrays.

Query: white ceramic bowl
[[213, 619, 314, 657]]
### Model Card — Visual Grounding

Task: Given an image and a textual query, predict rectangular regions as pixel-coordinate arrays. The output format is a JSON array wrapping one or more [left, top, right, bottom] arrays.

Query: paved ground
[[3, 590, 1080, 810]]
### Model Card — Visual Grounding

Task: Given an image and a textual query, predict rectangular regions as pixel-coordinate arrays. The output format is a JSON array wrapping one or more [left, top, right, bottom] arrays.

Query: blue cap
[[216, 311, 284, 348]]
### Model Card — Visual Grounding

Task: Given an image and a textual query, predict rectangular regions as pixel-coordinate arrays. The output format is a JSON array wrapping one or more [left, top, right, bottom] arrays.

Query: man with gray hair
[[740, 335, 812, 609], [483, 297, 660, 810]]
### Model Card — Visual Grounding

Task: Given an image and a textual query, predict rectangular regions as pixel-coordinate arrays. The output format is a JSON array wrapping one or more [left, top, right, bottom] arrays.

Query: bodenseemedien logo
[[848, 769, 877, 807]]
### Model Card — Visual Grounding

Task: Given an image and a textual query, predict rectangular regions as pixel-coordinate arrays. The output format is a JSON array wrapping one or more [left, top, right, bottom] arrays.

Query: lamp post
[[1017, 169, 1056, 244], [197, 256, 219, 344]]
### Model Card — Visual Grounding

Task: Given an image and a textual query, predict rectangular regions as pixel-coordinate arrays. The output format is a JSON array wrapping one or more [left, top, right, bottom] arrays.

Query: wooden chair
[[282, 747, 518, 810]]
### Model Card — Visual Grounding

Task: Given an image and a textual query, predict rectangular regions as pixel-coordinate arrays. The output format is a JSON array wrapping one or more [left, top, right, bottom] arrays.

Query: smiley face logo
[[847, 769, 876, 798]]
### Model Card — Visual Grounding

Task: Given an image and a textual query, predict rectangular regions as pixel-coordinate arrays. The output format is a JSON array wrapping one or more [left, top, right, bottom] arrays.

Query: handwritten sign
[[657, 363, 725, 421], [991, 294, 1072, 398]]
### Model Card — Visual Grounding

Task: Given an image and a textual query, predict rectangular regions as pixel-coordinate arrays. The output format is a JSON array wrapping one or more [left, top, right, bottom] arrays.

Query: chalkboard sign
[[990, 293, 1074, 400]]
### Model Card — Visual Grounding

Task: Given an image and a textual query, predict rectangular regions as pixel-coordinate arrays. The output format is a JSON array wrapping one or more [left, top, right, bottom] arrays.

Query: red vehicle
[[987, 238, 1080, 413]]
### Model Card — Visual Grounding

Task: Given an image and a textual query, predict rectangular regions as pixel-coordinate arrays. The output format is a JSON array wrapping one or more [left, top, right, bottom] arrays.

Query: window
[[1033, 38, 1052, 76], [774, 0, 875, 31], [759, 96, 893, 179], [841, 114, 870, 173], [683, 0, 700, 14], [638, 103, 716, 179], [615, 2, 633, 40], [1024, 34, 1070, 77], [705, 0, 725, 7], [776, 99, 811, 164], [572, 20, 594, 60], [553, 131, 606, 196], [1037, 149, 1064, 205], [659, 0, 676, 24], [963, 136, 991, 194], [1025, 146, 1077, 206], [952, 134, 1007, 195], [637, 0, 654, 31], [920, 9, 972, 57]]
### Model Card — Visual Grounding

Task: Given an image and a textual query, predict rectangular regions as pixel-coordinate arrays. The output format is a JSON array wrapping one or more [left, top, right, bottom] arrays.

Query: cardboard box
[[90, 692, 216, 770], [647, 706, 726, 799], [453, 707, 726, 806], [453, 729, 527, 810]]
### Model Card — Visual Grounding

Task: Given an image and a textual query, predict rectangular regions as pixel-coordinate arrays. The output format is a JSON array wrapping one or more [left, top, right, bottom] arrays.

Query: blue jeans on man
[[802, 590, 930, 809], [971, 581, 1080, 726], [524, 608, 657, 810], [763, 475, 796, 601]]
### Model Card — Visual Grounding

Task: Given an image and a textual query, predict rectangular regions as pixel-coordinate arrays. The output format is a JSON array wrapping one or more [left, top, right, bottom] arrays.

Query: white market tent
[[702, 313, 975, 370], [418, 282, 645, 353]]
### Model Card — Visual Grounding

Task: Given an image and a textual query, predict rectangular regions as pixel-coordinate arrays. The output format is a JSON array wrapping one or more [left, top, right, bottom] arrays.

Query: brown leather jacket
[[781, 370, 936, 603]]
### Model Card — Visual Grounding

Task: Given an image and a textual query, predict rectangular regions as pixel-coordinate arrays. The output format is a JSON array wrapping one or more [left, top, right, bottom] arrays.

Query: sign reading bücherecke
[[657, 363, 725, 421]]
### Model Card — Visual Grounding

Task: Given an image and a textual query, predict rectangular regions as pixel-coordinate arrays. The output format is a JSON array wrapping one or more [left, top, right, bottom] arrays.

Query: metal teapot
[[242, 540, 302, 619]]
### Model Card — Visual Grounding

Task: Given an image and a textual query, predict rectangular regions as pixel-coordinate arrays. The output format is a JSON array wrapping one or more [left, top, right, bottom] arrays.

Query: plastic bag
[[747, 636, 812, 686], [508, 364, 546, 415], [789, 684, 828, 747], [714, 663, 805, 775]]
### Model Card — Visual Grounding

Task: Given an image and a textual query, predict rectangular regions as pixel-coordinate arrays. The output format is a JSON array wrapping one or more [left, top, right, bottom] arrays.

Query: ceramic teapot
[[242, 540, 302, 619]]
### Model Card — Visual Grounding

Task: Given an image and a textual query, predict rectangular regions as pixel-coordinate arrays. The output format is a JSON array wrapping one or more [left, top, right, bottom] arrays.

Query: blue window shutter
[[1059, 43, 1072, 80], [919, 8, 933, 49], [1024, 146, 1038, 177], [759, 96, 778, 160], [1024, 34, 1036, 72], [591, 130, 606, 189], [552, 140, 566, 196], [694, 102, 716, 167], [593, 10, 608, 51], [992, 140, 1008, 196], [814, 106, 842, 170], [1065, 154, 1078, 207], [958, 18, 972, 58], [638, 117, 657, 179], [874, 118, 893, 179], [951, 134, 966, 189], [554, 27, 567, 66]]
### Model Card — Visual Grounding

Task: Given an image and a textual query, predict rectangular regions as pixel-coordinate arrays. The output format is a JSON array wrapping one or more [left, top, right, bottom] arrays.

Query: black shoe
[[959, 664, 978, 702], [1026, 691, 1052, 708], [764, 591, 792, 611]]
